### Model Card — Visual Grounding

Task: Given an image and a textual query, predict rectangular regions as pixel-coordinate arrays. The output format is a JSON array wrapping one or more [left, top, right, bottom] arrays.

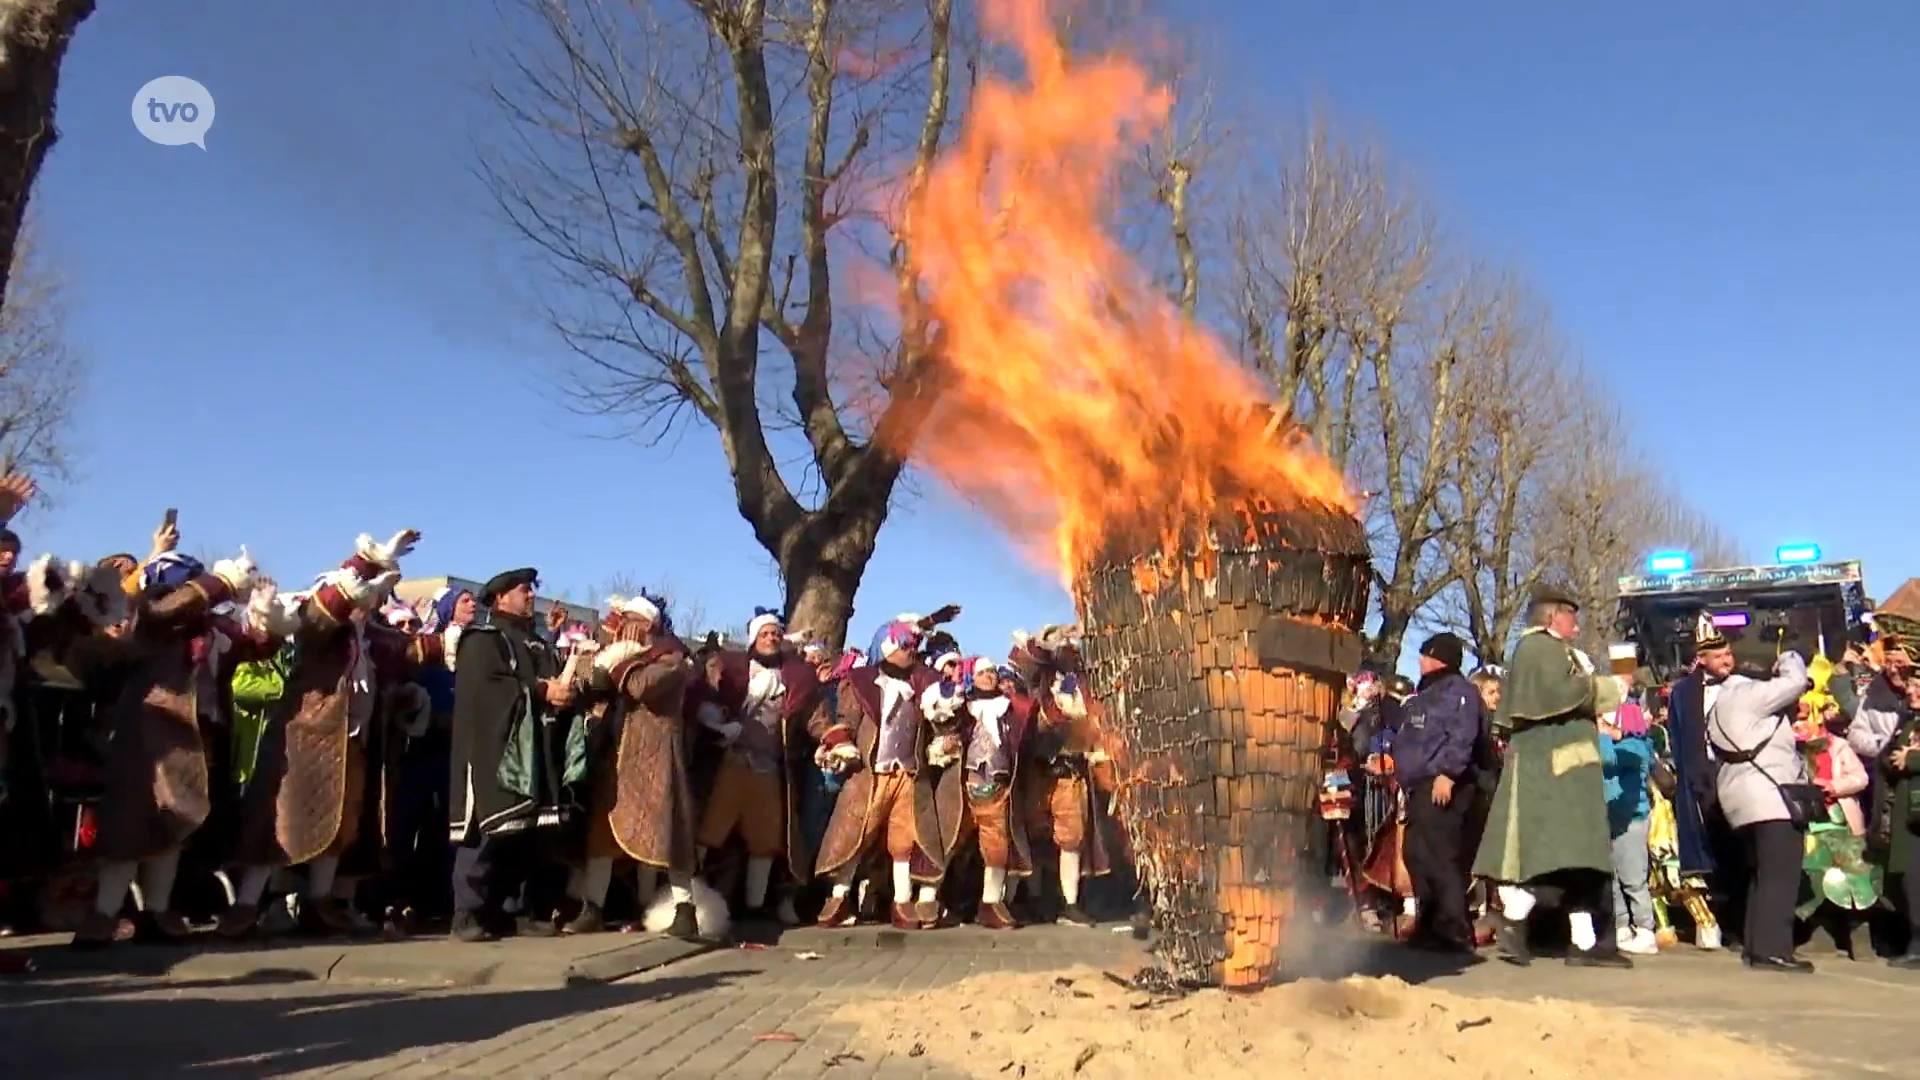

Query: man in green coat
[[1473, 585, 1630, 967]]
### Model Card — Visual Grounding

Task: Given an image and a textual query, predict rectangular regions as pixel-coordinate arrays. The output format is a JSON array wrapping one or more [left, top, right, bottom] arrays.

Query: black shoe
[[1057, 904, 1095, 927], [1492, 916, 1531, 966], [563, 902, 607, 935], [666, 901, 701, 941], [515, 917, 560, 938], [1566, 947, 1633, 969], [1746, 954, 1814, 973], [1406, 933, 1476, 956], [450, 911, 497, 943], [1888, 953, 1920, 971]]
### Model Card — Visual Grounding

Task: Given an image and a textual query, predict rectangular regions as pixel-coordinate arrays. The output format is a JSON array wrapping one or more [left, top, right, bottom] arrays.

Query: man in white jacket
[[1702, 637, 1813, 973]]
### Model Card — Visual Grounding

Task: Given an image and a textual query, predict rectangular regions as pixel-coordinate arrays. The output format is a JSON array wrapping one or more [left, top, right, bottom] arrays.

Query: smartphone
[[163, 508, 178, 528]]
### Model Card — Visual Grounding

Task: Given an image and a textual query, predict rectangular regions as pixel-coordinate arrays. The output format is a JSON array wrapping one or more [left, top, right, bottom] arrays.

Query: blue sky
[[19, 2, 1918, 662]]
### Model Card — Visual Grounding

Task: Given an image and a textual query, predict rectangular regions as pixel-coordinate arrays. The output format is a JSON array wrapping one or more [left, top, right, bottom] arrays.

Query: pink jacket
[[1822, 741, 1869, 836]]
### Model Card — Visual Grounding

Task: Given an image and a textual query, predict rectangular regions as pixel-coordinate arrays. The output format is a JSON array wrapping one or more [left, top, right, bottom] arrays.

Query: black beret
[[1420, 632, 1466, 671], [479, 567, 538, 606]]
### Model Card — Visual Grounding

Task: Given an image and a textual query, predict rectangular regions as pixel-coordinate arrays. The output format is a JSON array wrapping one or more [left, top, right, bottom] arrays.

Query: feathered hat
[[872, 618, 921, 663]]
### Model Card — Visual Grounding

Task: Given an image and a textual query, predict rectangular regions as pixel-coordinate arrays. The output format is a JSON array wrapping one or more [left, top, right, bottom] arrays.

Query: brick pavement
[[1, 924, 1913, 1078]]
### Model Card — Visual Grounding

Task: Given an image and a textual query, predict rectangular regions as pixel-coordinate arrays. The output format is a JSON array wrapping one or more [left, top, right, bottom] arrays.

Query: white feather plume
[[639, 877, 730, 939], [25, 554, 69, 616]]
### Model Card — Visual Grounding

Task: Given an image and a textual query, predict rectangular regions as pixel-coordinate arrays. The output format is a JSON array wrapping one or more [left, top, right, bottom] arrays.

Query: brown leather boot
[[977, 902, 1017, 930], [889, 902, 920, 930], [816, 893, 854, 928], [914, 899, 943, 928]]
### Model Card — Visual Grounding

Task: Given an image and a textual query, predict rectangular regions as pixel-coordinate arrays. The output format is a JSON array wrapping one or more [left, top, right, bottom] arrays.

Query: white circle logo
[[132, 76, 215, 149]]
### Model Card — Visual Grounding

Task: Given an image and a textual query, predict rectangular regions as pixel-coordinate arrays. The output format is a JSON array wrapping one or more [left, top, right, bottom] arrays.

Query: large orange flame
[[897, 0, 1352, 588]]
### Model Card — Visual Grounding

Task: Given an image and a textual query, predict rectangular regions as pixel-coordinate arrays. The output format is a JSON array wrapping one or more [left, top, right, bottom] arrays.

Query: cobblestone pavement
[[1, 925, 1913, 1078]]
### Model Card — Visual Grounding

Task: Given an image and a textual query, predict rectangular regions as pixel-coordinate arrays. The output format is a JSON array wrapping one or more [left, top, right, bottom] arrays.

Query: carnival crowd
[[1334, 589, 1920, 973], [0, 510, 1119, 947], [4, 496, 1919, 979]]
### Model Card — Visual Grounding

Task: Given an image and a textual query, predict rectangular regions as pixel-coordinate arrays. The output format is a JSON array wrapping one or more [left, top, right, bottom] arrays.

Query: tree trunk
[[0, 0, 94, 306], [778, 500, 890, 651]]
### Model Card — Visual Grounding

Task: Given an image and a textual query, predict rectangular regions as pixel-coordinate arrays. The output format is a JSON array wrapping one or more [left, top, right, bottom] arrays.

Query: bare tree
[[1531, 395, 1742, 657], [1227, 113, 1471, 661], [0, 221, 82, 490], [486, 0, 958, 648], [1433, 280, 1575, 665], [0, 0, 93, 306]]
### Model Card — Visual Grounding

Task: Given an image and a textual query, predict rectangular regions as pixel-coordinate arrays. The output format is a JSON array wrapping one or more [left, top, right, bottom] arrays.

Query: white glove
[[326, 568, 385, 611], [716, 719, 743, 745], [355, 529, 419, 572], [247, 582, 300, 638], [442, 623, 463, 671], [366, 569, 401, 606], [593, 640, 646, 676], [211, 548, 258, 595]]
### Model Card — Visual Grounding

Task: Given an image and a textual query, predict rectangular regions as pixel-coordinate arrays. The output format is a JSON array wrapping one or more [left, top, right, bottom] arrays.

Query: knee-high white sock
[[582, 857, 614, 907], [744, 856, 774, 908], [667, 871, 693, 905], [236, 866, 273, 907], [1059, 852, 1082, 906], [1497, 885, 1536, 920], [306, 856, 339, 899], [832, 881, 853, 899], [137, 850, 181, 913], [1569, 911, 1598, 951], [891, 860, 912, 904], [95, 861, 138, 918], [915, 884, 937, 905], [982, 867, 1007, 905]]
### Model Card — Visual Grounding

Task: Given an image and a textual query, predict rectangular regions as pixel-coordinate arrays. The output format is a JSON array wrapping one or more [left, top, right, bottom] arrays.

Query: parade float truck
[[1613, 544, 1870, 682]]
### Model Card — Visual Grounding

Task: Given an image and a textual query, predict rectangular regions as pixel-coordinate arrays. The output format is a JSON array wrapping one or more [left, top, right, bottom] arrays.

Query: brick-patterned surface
[[0, 927, 1912, 1078]]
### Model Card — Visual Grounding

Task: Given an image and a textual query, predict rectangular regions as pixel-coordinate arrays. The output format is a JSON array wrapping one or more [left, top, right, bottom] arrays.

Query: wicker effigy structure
[[1076, 501, 1371, 989]]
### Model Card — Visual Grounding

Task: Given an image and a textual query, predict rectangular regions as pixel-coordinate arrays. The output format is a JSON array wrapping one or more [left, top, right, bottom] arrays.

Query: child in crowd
[[1600, 698, 1659, 955]]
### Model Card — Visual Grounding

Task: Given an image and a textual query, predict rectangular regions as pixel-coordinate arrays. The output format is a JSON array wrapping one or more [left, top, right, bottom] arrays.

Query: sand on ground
[[834, 965, 1806, 1079]]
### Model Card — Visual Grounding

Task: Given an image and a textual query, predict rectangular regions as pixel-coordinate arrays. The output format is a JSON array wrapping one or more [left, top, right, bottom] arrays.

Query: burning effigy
[[894, 0, 1369, 988]]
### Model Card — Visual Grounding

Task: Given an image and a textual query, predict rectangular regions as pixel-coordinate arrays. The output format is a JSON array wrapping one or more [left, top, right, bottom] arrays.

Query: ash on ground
[[833, 965, 1804, 1079]]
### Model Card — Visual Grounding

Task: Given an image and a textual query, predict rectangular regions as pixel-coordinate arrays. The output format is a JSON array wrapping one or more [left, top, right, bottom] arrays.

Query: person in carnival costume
[[813, 616, 959, 928], [33, 538, 273, 947]]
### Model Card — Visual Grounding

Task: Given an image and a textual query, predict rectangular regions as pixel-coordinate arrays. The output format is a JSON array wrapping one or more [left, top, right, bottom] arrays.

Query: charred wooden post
[[1076, 501, 1371, 988]]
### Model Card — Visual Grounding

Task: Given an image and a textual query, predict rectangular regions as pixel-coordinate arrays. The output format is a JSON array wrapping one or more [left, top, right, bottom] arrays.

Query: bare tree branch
[[485, 0, 958, 646]]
